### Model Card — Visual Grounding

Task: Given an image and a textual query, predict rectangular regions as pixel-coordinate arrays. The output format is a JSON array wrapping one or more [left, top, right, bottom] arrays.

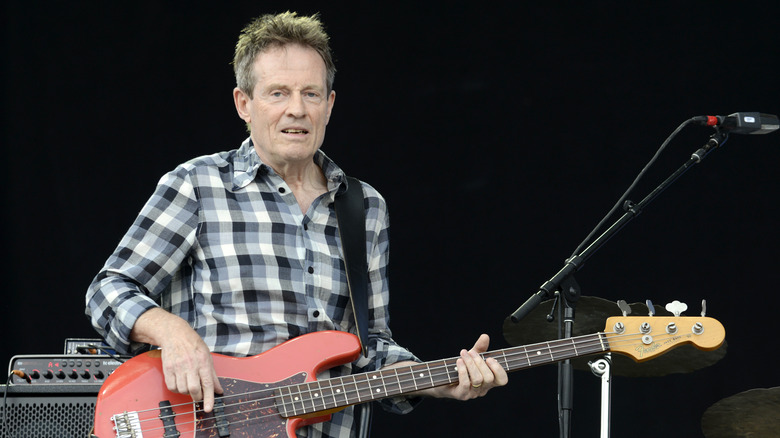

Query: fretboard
[[275, 332, 609, 417]]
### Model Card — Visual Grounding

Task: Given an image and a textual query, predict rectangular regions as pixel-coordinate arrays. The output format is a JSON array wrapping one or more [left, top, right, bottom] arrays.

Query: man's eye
[[304, 92, 323, 102]]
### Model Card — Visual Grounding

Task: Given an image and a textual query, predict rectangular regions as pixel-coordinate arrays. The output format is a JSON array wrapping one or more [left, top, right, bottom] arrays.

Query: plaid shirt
[[86, 138, 420, 437]]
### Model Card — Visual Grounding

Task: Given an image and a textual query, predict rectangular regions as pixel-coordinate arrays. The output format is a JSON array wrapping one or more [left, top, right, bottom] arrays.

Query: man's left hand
[[428, 333, 508, 400], [386, 334, 509, 400]]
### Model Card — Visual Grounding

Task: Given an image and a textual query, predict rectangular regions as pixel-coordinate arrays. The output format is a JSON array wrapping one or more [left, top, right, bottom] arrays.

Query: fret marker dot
[[536, 351, 541, 356], [314, 393, 319, 397], [419, 373, 425, 377], [294, 397, 299, 401], [375, 389, 381, 393], [336, 389, 341, 393]]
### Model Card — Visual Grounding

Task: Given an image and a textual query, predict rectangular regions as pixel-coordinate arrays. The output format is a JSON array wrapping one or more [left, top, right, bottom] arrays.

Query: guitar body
[[93, 330, 362, 438]]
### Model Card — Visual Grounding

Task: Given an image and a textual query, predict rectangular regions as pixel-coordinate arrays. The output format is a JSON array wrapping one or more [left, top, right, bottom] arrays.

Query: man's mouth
[[282, 129, 308, 134]]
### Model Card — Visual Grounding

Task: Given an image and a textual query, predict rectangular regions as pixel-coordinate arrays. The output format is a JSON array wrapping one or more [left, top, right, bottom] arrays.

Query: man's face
[[234, 44, 335, 170]]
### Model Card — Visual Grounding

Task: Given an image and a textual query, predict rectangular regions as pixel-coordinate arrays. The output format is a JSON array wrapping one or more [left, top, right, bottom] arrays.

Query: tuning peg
[[665, 300, 688, 317], [701, 299, 707, 317], [646, 299, 655, 316], [616, 300, 631, 317]]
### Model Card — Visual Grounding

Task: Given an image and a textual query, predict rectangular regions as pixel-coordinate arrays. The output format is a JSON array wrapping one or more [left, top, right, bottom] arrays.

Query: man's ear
[[233, 87, 251, 123], [325, 90, 336, 125]]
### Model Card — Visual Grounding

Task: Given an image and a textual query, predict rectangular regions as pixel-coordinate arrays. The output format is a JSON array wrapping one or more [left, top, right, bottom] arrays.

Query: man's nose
[[286, 92, 306, 117]]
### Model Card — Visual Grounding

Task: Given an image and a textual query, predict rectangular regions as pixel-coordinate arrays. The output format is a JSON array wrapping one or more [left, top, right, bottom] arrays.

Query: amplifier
[[1, 385, 98, 438], [2, 341, 125, 437], [8, 355, 123, 386]]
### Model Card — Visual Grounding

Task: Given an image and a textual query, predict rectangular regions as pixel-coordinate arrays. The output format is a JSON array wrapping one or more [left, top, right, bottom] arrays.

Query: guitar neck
[[275, 332, 609, 417]]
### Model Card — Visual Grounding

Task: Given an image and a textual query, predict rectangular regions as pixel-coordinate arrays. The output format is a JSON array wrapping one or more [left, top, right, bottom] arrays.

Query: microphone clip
[[692, 130, 729, 162]]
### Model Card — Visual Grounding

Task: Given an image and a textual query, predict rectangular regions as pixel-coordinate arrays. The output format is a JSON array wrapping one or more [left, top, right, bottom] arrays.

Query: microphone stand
[[557, 276, 580, 438], [508, 129, 729, 437]]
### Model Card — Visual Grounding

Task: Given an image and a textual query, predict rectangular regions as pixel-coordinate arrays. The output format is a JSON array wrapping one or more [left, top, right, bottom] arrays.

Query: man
[[86, 11, 507, 437]]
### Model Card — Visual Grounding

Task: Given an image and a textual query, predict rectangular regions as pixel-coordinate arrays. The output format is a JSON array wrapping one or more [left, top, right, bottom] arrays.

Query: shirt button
[[312, 310, 320, 318], [308, 266, 314, 274], [303, 223, 308, 231], [278, 187, 286, 193]]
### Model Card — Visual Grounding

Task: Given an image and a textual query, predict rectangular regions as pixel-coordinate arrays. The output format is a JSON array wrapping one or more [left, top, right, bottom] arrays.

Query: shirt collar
[[232, 137, 347, 193]]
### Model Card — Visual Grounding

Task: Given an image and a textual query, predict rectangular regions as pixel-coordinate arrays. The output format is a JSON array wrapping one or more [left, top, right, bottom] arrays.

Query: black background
[[3, 2, 779, 437]]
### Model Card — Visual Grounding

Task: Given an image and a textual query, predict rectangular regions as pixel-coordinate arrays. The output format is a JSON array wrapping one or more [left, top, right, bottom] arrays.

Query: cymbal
[[502, 296, 727, 377], [702, 387, 780, 437]]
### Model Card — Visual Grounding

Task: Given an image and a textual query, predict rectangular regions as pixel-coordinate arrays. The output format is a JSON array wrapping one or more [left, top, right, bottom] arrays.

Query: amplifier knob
[[68, 370, 78, 379], [94, 370, 105, 379], [43, 370, 54, 379], [55, 370, 66, 379], [81, 370, 91, 379]]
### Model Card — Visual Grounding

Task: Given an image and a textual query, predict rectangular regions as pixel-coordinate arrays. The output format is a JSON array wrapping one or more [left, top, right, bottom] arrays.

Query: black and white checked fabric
[[86, 138, 420, 437]]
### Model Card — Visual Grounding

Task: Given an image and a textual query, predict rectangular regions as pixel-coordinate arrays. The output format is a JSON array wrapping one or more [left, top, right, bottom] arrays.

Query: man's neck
[[273, 158, 328, 214]]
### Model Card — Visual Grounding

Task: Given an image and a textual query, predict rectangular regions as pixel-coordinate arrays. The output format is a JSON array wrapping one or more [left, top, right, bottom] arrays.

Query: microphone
[[694, 112, 779, 134]]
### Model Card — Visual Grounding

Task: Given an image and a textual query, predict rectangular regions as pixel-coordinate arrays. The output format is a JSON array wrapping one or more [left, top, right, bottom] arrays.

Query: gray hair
[[233, 11, 336, 97]]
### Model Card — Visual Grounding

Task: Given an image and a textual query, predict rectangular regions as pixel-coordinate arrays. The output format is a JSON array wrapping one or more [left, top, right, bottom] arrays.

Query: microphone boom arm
[[509, 129, 729, 323]]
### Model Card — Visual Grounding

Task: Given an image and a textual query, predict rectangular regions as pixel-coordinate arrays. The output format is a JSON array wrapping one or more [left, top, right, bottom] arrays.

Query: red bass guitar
[[92, 315, 725, 437]]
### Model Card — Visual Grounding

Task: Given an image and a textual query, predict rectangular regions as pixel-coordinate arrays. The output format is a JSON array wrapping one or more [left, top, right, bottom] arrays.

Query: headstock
[[604, 315, 725, 362]]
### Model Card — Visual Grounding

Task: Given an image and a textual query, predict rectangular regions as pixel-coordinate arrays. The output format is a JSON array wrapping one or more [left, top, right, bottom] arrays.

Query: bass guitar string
[[116, 329, 694, 436], [118, 332, 613, 436], [121, 331, 611, 418]]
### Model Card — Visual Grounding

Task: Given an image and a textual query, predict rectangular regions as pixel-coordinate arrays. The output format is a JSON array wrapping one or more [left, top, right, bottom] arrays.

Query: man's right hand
[[130, 308, 224, 412]]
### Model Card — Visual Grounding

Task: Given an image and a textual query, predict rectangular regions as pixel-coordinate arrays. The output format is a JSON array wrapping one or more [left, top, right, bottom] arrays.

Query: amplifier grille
[[1, 395, 95, 438]]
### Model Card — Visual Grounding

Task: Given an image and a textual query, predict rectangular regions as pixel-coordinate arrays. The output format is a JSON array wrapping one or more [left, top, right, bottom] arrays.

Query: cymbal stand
[[588, 353, 613, 438]]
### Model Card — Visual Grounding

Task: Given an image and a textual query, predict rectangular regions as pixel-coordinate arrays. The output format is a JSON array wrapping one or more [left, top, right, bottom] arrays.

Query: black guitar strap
[[334, 176, 369, 357], [335, 176, 373, 438]]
